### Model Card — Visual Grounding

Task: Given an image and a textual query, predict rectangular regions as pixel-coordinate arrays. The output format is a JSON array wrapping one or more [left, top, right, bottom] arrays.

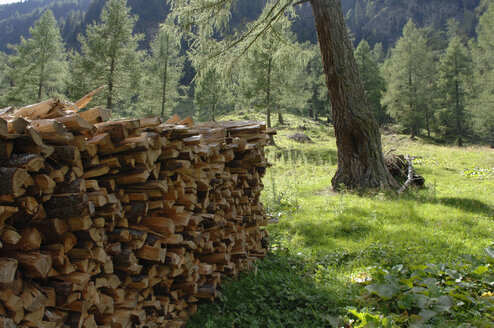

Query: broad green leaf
[[434, 296, 453, 313], [472, 265, 489, 275], [398, 294, 414, 310], [366, 283, 399, 299], [415, 294, 431, 309], [411, 287, 428, 294], [408, 314, 425, 328], [418, 309, 437, 322]]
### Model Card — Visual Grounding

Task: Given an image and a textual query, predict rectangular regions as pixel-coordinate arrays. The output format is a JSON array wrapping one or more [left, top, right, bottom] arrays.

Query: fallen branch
[[397, 154, 414, 194]]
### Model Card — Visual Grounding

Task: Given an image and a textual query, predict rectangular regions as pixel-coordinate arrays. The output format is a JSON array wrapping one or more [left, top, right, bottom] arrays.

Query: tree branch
[[293, 0, 310, 6]]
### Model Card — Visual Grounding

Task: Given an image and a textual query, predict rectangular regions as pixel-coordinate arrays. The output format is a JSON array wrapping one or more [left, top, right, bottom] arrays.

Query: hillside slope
[[0, 0, 483, 53]]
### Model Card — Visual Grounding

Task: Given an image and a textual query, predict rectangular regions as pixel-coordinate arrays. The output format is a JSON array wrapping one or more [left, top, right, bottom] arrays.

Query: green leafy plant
[[356, 246, 494, 326]]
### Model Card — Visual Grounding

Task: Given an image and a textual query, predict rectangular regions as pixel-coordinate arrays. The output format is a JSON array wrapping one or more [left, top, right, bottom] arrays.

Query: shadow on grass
[[399, 192, 494, 216], [280, 201, 489, 267], [186, 252, 347, 328], [435, 197, 493, 216], [270, 148, 338, 165]]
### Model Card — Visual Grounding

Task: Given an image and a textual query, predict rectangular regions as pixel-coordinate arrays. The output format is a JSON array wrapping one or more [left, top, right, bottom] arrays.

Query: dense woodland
[[0, 0, 493, 147]]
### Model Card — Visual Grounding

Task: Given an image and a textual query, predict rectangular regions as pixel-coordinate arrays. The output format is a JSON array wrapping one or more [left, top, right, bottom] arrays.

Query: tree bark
[[310, 0, 397, 189], [161, 38, 169, 119], [108, 57, 115, 111], [277, 106, 284, 125], [266, 57, 272, 129]]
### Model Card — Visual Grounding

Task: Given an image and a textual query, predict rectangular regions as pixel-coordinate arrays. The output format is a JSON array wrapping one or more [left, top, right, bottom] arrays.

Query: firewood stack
[[0, 90, 273, 328]]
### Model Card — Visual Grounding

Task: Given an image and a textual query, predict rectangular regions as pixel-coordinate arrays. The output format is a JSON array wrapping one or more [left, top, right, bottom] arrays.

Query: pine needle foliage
[[1, 9, 67, 107], [137, 18, 186, 119], [69, 0, 143, 116], [382, 20, 436, 138], [468, 3, 494, 147]]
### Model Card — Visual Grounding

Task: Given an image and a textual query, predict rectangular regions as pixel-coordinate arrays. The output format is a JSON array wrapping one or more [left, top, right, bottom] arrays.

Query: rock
[[288, 133, 313, 143]]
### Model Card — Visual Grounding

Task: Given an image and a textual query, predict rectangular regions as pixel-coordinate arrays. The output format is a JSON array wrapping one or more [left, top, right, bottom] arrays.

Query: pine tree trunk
[[266, 57, 272, 129], [108, 57, 115, 111], [278, 108, 284, 125], [454, 55, 462, 137], [38, 63, 45, 102], [161, 39, 169, 119], [425, 105, 430, 138], [310, 0, 397, 189]]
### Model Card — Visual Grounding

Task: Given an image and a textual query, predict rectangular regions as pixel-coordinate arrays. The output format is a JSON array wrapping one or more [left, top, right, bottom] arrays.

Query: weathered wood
[[12, 98, 58, 119], [74, 85, 107, 110], [0, 259, 18, 284], [44, 194, 89, 218], [78, 106, 111, 124], [0, 167, 29, 195], [13, 252, 52, 278]]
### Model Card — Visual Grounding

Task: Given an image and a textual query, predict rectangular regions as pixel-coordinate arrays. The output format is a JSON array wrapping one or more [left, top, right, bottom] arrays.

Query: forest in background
[[0, 0, 493, 147]]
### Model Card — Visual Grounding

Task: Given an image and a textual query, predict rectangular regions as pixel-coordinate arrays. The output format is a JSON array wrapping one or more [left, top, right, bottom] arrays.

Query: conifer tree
[[70, 0, 143, 116], [468, 3, 494, 146], [235, 4, 306, 128], [354, 39, 387, 125], [382, 20, 436, 138], [0, 52, 8, 106], [372, 42, 385, 63], [138, 19, 185, 119], [2, 10, 67, 106], [436, 36, 471, 139], [193, 67, 225, 122], [304, 46, 330, 122]]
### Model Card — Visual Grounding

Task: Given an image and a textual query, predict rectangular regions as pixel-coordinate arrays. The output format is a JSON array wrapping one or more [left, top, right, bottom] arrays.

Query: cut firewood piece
[[55, 115, 94, 133], [2, 227, 43, 251], [140, 117, 161, 128], [165, 114, 181, 124], [87, 132, 114, 154], [4, 116, 29, 134], [95, 310, 131, 328], [112, 167, 150, 185], [0, 317, 16, 328], [0, 206, 18, 226], [136, 245, 166, 262], [81, 165, 110, 179], [1, 153, 45, 172], [78, 106, 111, 124], [0, 167, 29, 196], [74, 85, 107, 109], [0, 259, 18, 284], [200, 253, 231, 264], [0, 139, 13, 159], [51, 145, 81, 165], [30, 119, 66, 134], [44, 193, 89, 218], [13, 252, 52, 278], [12, 98, 58, 119], [95, 122, 129, 143], [39, 131, 74, 145], [140, 217, 175, 235], [177, 117, 194, 127], [0, 117, 7, 138], [0, 290, 24, 323]]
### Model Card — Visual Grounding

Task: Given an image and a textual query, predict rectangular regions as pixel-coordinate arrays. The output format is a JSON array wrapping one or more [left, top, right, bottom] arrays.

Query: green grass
[[186, 113, 494, 327]]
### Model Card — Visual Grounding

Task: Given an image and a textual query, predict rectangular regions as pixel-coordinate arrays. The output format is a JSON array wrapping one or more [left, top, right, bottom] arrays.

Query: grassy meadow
[[186, 113, 494, 328]]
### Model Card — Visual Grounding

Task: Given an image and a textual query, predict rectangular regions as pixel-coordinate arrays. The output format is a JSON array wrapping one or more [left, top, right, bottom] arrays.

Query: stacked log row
[[0, 95, 273, 328]]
